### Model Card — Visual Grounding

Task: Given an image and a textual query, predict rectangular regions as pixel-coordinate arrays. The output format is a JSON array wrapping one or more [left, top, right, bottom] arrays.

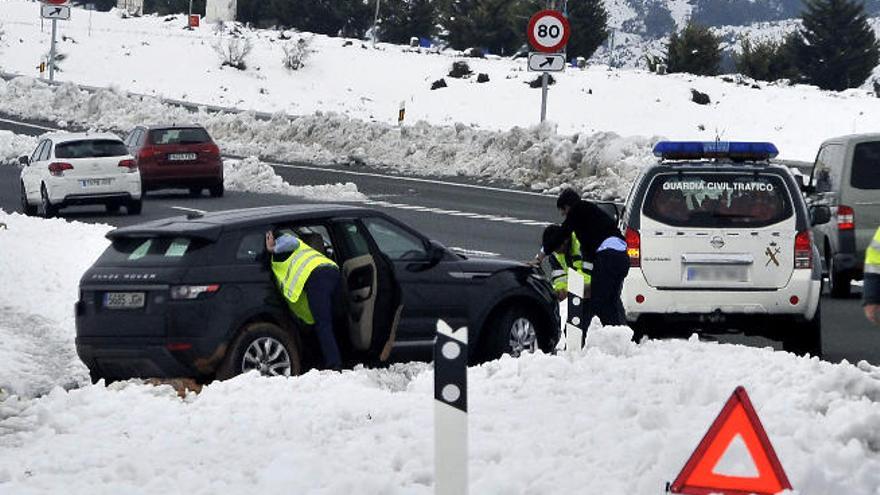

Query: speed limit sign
[[527, 10, 571, 53]]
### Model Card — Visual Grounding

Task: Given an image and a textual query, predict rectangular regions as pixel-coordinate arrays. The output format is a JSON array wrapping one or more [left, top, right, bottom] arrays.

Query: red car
[[124, 125, 224, 197]]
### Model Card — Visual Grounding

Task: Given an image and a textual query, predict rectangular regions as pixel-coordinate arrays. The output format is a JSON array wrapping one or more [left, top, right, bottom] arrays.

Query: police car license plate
[[686, 265, 748, 283], [80, 178, 114, 188], [103, 292, 146, 309], [168, 153, 197, 161]]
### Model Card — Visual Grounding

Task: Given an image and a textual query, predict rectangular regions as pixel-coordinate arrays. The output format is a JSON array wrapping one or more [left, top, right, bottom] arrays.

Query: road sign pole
[[540, 72, 549, 123], [49, 18, 57, 82]]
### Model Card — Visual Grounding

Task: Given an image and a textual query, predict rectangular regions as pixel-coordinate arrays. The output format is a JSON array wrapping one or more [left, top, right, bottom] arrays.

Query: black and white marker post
[[566, 267, 586, 352], [434, 320, 468, 495]]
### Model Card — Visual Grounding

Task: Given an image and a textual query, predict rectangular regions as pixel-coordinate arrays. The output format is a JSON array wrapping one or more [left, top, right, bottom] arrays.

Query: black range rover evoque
[[76, 205, 560, 382]]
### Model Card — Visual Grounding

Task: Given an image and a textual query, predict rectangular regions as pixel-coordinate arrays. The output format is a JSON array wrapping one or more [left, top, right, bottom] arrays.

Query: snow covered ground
[[1, 0, 879, 196], [3, 211, 880, 493]]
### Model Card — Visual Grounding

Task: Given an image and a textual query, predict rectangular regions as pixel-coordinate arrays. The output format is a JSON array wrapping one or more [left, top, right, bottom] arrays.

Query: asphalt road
[[2, 116, 879, 365]]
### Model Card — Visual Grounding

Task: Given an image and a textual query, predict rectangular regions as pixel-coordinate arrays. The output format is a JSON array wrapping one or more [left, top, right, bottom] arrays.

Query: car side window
[[336, 221, 372, 259], [235, 232, 267, 263], [362, 217, 427, 261], [276, 224, 336, 261], [30, 140, 46, 163], [135, 129, 146, 148], [39, 141, 53, 161]]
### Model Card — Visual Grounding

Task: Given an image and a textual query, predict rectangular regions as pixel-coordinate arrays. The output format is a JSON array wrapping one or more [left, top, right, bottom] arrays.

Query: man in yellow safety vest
[[266, 231, 342, 369], [543, 224, 593, 302], [864, 226, 880, 325]]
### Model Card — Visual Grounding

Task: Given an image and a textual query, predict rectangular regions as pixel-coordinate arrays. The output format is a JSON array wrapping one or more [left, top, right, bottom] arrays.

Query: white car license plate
[[80, 178, 114, 188], [168, 153, 197, 161], [103, 292, 146, 309], [686, 265, 749, 283]]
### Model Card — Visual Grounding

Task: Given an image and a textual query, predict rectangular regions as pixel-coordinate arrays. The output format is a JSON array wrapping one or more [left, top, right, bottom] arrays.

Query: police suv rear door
[[637, 170, 797, 290]]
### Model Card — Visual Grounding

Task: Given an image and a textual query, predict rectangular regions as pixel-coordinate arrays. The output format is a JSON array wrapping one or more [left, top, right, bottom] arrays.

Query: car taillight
[[837, 205, 855, 231], [794, 230, 812, 269], [138, 147, 158, 161], [118, 159, 137, 172], [626, 228, 641, 267], [170, 284, 220, 300], [48, 162, 73, 176], [201, 143, 220, 156]]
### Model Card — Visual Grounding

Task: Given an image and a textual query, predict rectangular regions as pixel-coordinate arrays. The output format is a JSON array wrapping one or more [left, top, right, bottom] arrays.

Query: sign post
[[41, 0, 70, 83], [527, 9, 570, 123]]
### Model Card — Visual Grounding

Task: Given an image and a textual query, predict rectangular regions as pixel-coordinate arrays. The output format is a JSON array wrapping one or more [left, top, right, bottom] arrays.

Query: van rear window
[[55, 140, 128, 159], [97, 237, 206, 265], [852, 142, 880, 190], [148, 128, 212, 145], [643, 173, 793, 228]]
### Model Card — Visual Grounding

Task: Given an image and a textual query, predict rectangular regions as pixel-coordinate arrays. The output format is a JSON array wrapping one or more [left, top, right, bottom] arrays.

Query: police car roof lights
[[653, 141, 779, 161]]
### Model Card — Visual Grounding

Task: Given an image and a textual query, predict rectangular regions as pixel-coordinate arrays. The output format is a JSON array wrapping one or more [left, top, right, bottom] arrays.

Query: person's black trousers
[[304, 266, 343, 368], [591, 249, 630, 326]]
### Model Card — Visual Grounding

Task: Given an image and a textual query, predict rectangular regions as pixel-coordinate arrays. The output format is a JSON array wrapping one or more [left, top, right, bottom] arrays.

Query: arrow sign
[[41, 4, 71, 20], [528, 52, 566, 72]]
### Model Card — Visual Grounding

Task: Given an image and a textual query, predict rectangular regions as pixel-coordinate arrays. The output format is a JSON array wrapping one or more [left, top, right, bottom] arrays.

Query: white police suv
[[620, 142, 828, 356]]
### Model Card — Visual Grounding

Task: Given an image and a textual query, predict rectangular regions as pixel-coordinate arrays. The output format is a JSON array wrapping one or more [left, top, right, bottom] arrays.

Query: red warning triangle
[[670, 386, 792, 495]]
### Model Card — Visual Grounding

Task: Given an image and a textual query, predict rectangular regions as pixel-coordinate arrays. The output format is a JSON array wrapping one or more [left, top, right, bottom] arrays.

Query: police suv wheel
[[781, 306, 822, 358], [217, 322, 302, 380]]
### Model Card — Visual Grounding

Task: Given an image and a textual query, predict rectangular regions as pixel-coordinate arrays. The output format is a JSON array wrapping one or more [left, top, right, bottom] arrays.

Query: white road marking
[[170, 206, 208, 215], [0, 117, 57, 132], [360, 199, 549, 228]]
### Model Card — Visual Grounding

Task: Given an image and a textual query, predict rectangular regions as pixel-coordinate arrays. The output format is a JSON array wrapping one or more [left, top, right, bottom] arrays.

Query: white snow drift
[[224, 156, 365, 201]]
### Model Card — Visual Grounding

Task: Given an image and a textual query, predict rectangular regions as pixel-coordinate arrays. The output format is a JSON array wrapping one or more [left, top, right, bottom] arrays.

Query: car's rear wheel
[[20, 182, 36, 216], [209, 183, 224, 198], [483, 306, 539, 361], [216, 322, 302, 380], [188, 187, 202, 197], [40, 185, 58, 218], [106, 203, 121, 214], [828, 256, 851, 298], [781, 306, 822, 358], [127, 199, 142, 215]]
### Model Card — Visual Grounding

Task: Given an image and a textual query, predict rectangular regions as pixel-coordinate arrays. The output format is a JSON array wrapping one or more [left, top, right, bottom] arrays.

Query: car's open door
[[333, 220, 403, 361]]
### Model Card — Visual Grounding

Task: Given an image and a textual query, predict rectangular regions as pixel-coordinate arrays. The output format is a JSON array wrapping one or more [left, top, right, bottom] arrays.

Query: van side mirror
[[810, 205, 832, 226], [18, 155, 29, 166]]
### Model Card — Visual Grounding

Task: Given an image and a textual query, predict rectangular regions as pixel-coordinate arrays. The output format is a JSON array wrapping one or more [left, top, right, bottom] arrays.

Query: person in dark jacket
[[535, 189, 629, 325]]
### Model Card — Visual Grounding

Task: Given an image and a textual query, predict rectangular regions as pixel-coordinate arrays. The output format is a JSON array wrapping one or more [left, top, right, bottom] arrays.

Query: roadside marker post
[[669, 386, 792, 495], [434, 320, 468, 495], [527, 9, 570, 123], [565, 267, 585, 352], [398, 101, 406, 126]]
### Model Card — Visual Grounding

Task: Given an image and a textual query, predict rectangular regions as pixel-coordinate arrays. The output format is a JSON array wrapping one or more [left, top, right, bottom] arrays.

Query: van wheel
[[828, 256, 851, 298], [483, 307, 539, 361], [20, 182, 37, 216], [216, 322, 302, 380], [781, 307, 822, 358], [40, 185, 58, 218]]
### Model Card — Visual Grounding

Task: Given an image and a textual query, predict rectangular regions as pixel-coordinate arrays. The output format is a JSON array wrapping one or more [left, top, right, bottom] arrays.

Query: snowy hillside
[[0, 0, 879, 198], [2, 211, 880, 493]]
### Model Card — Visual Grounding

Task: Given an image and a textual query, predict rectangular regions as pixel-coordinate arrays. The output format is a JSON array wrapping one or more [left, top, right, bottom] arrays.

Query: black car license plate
[[103, 292, 146, 309]]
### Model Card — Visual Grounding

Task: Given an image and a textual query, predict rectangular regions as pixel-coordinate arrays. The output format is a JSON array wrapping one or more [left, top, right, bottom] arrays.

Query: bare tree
[[282, 37, 312, 70]]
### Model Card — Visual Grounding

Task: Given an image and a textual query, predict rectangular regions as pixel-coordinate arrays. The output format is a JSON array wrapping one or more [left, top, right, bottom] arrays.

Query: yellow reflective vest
[[865, 226, 880, 305], [271, 242, 338, 325], [550, 234, 592, 292]]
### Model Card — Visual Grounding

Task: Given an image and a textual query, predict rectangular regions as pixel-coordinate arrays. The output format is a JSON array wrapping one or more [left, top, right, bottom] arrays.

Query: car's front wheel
[[781, 306, 822, 358], [483, 307, 540, 361], [20, 181, 36, 216], [216, 322, 302, 380]]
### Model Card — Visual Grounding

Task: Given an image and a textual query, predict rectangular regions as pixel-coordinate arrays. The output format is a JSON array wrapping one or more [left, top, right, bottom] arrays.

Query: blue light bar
[[653, 141, 779, 161]]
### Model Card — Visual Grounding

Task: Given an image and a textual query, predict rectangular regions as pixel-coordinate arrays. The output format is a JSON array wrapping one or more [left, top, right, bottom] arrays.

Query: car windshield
[[149, 128, 212, 145], [55, 139, 129, 159], [851, 142, 880, 190], [643, 172, 794, 228], [97, 237, 207, 265]]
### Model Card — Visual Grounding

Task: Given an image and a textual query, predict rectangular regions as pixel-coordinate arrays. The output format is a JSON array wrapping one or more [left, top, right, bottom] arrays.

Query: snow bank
[[224, 156, 365, 201], [0, 212, 111, 397], [0, 131, 37, 165], [2, 331, 880, 493]]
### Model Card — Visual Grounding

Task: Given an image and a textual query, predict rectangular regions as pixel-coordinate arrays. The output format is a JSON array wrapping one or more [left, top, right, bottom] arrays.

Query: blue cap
[[653, 141, 779, 161]]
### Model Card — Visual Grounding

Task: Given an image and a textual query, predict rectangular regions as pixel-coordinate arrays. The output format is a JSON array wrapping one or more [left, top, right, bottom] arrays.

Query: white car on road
[[19, 133, 142, 217], [621, 141, 827, 356]]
